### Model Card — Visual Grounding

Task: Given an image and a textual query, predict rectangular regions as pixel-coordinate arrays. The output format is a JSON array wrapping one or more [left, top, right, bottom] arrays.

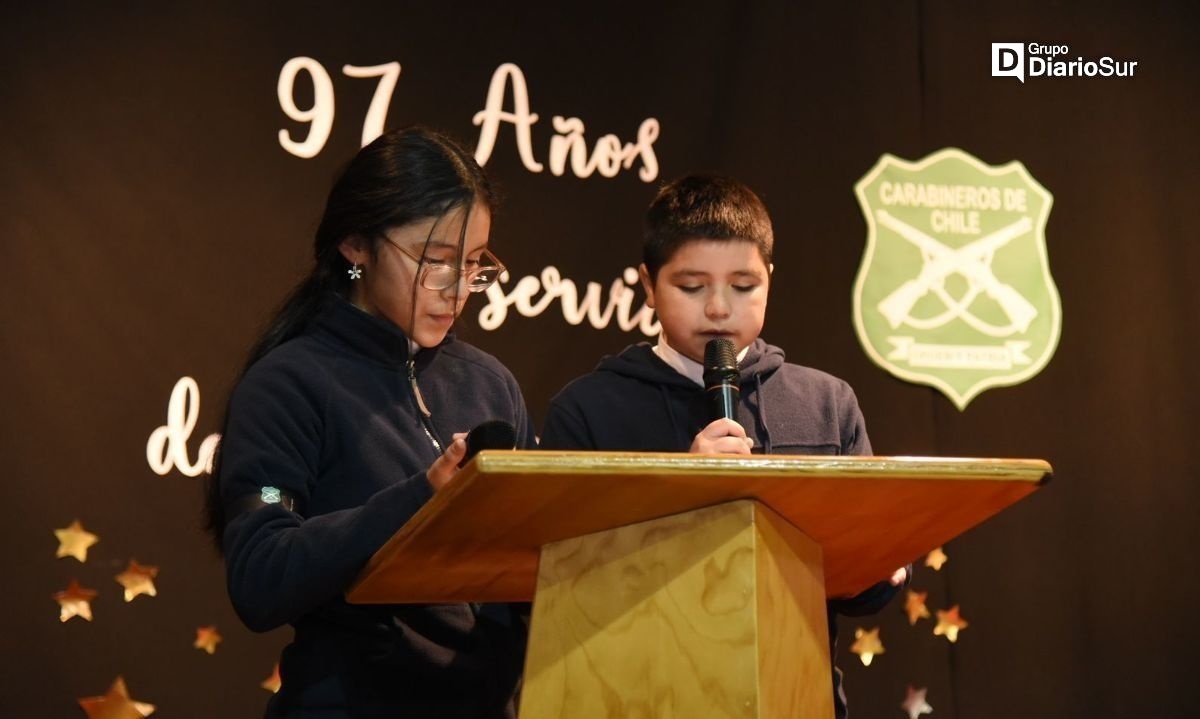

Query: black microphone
[[458, 419, 518, 468], [702, 338, 740, 423]]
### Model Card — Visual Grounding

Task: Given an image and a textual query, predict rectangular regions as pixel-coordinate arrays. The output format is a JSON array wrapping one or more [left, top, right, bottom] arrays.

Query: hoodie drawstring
[[754, 372, 773, 454]]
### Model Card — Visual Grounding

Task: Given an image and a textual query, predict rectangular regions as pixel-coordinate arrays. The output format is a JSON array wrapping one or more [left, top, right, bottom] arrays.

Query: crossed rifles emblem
[[875, 210, 1038, 338]]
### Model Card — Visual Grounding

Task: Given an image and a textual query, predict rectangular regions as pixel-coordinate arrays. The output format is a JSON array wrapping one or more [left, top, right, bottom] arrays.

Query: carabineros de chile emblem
[[853, 148, 1061, 409]]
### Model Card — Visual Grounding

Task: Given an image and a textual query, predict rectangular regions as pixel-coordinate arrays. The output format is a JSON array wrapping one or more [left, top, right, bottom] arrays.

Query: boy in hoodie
[[540, 173, 907, 718]]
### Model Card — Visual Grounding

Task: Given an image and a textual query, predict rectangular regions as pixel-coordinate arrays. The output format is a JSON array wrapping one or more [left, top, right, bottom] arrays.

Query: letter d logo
[[991, 43, 1025, 83]]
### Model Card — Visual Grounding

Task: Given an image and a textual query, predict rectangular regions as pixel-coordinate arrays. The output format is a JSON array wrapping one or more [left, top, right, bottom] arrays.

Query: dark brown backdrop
[[2, 2, 1197, 717]]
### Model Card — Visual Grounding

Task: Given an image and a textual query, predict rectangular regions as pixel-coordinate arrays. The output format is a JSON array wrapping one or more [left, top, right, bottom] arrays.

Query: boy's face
[[640, 239, 770, 364]]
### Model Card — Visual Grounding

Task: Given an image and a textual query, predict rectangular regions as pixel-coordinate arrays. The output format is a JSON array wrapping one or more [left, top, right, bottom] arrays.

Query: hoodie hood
[[594, 338, 786, 387]]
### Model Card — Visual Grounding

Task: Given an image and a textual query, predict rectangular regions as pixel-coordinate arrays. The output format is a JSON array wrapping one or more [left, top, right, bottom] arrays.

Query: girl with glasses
[[204, 127, 532, 718]]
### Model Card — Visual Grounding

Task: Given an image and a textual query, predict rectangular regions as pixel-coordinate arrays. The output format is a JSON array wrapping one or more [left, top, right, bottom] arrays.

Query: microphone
[[702, 338, 740, 423], [458, 419, 517, 468]]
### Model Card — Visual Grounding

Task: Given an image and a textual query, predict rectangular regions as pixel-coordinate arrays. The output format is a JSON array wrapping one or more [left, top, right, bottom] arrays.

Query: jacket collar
[[652, 337, 751, 387], [312, 298, 446, 369]]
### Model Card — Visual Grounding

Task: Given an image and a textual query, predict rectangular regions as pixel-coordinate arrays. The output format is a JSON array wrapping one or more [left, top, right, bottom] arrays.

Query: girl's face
[[341, 202, 492, 348]]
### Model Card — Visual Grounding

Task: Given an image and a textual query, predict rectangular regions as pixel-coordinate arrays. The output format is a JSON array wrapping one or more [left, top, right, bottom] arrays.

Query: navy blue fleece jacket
[[539, 339, 905, 718], [218, 299, 535, 718]]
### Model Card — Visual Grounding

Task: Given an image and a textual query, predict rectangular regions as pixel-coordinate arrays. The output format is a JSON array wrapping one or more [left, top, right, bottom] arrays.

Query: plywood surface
[[519, 501, 832, 719], [347, 452, 1049, 604]]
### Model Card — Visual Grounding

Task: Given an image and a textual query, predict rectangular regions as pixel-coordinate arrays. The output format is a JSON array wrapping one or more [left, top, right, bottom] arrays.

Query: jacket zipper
[[408, 356, 479, 616], [407, 358, 443, 455]]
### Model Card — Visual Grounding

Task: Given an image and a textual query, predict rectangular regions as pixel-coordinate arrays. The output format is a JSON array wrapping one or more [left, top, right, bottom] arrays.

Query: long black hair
[[202, 126, 495, 552]]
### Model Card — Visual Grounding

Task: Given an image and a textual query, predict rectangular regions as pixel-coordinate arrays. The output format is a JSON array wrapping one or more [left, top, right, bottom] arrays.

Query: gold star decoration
[[261, 663, 282, 693], [194, 625, 222, 654], [934, 605, 969, 643], [78, 676, 156, 719], [54, 579, 99, 622], [901, 685, 934, 719], [905, 589, 931, 625], [54, 520, 99, 562], [849, 626, 884, 666], [924, 546, 948, 571], [115, 560, 158, 602]]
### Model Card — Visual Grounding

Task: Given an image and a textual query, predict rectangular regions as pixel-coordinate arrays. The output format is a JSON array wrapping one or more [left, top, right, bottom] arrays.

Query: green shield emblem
[[853, 148, 1061, 409]]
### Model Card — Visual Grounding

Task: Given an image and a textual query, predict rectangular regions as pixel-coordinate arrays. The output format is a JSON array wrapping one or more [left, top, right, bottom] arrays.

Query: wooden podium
[[347, 452, 1050, 718]]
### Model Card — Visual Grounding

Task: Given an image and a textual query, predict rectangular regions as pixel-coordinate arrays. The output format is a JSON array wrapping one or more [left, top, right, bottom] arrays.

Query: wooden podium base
[[520, 500, 833, 719], [348, 454, 1049, 716]]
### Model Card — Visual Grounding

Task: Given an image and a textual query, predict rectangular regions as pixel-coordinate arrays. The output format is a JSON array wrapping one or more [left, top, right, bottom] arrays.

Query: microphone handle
[[707, 382, 740, 422]]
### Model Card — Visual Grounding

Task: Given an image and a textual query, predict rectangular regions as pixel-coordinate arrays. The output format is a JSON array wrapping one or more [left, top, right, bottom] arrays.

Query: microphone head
[[459, 419, 518, 468], [703, 338, 739, 385]]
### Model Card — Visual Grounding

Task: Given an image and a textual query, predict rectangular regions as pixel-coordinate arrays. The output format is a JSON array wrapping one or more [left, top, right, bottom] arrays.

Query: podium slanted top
[[347, 451, 1049, 604]]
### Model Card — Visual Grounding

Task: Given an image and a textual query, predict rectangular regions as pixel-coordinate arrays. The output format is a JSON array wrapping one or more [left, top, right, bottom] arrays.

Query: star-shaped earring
[[348, 263, 362, 280]]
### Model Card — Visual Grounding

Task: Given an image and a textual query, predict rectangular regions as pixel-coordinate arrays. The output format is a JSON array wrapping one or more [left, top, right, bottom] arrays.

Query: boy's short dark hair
[[643, 173, 774, 281]]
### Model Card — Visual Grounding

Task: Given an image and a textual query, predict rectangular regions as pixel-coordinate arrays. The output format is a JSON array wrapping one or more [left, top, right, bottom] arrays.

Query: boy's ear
[[769, 263, 774, 275], [638, 263, 656, 309], [338, 236, 370, 266]]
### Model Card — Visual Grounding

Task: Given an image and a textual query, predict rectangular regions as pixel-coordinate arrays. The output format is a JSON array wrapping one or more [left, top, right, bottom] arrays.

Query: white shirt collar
[[653, 336, 750, 387]]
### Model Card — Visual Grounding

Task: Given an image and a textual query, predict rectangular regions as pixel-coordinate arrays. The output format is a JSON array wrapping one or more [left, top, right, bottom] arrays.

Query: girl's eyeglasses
[[382, 237, 505, 293]]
